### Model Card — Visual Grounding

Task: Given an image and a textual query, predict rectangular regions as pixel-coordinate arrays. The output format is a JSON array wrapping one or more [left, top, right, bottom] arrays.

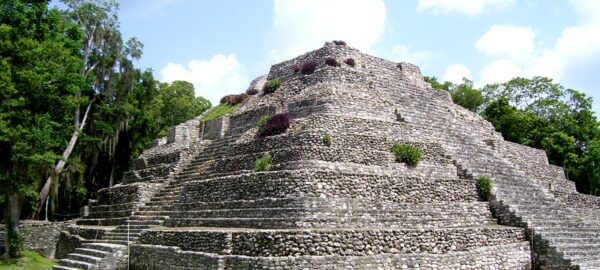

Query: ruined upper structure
[[54, 42, 600, 270]]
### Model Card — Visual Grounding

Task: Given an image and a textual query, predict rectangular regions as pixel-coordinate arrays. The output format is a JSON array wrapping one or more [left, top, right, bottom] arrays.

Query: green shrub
[[390, 144, 422, 166], [323, 133, 332, 147], [263, 79, 281, 94], [256, 115, 270, 129], [477, 176, 493, 201], [254, 152, 273, 172]]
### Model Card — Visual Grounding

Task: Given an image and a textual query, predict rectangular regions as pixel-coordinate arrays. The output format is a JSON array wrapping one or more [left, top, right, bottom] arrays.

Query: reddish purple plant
[[344, 58, 356, 67], [257, 113, 290, 138], [333, 40, 347, 46], [292, 65, 301, 74], [301, 60, 319, 75], [325, 57, 340, 67], [246, 88, 259, 95], [220, 94, 248, 105]]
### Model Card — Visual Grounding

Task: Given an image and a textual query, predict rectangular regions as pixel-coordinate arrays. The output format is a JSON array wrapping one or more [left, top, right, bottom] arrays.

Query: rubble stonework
[[53, 43, 600, 269]]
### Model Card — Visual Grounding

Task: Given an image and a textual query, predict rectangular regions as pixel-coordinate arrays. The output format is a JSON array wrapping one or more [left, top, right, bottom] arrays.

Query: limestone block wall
[[130, 243, 532, 270], [0, 220, 70, 258]]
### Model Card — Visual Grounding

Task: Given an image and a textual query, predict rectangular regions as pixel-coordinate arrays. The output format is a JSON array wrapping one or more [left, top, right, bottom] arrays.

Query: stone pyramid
[[54, 43, 600, 270]]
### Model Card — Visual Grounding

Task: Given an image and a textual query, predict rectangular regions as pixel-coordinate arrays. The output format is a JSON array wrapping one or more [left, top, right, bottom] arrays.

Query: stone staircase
[[53, 177, 188, 270], [403, 95, 600, 269]]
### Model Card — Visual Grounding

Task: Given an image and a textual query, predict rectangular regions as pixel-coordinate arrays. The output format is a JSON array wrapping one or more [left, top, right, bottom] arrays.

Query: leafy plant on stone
[[220, 94, 248, 105], [301, 60, 319, 75], [257, 113, 290, 138], [325, 57, 340, 67], [263, 79, 281, 94], [323, 133, 332, 147], [333, 40, 347, 46], [246, 88, 259, 96], [254, 152, 273, 172], [390, 144, 422, 166], [476, 176, 493, 201], [293, 65, 301, 74], [344, 58, 356, 67]]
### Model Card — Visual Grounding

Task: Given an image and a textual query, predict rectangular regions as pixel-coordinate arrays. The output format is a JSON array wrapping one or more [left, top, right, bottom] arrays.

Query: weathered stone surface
[[54, 43, 600, 269]]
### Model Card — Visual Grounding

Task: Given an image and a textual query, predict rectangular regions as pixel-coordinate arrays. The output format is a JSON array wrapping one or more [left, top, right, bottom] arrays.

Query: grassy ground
[[201, 103, 240, 122], [0, 251, 56, 270]]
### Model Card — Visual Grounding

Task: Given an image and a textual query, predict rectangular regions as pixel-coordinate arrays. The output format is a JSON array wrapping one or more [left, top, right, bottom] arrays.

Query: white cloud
[[442, 64, 472, 84], [160, 54, 248, 105], [267, 0, 386, 62], [389, 44, 435, 67], [475, 25, 536, 60], [474, 1, 600, 85], [417, 0, 515, 16], [479, 59, 521, 85]]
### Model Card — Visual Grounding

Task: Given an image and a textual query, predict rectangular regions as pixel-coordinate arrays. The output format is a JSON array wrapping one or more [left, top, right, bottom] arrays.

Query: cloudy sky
[[109, 0, 599, 113]]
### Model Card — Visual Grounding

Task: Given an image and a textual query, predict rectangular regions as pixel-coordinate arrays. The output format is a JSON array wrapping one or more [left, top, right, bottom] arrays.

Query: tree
[[450, 79, 484, 112], [424, 76, 484, 112], [482, 77, 600, 193], [0, 1, 84, 257], [34, 0, 124, 218], [159, 81, 211, 128]]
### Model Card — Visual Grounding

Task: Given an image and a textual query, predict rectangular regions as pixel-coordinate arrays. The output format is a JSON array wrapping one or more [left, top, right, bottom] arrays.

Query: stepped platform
[[54, 42, 600, 269]]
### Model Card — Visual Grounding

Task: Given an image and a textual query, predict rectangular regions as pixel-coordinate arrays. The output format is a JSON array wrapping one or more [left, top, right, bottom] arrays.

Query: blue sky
[[62, 0, 600, 114]]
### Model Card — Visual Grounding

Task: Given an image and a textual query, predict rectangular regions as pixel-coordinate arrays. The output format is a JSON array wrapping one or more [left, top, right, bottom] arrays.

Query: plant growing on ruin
[[246, 88, 259, 95], [220, 94, 248, 105], [344, 58, 356, 67], [293, 65, 301, 74], [477, 176, 493, 201], [333, 40, 347, 46], [257, 113, 290, 138], [323, 133, 332, 147], [263, 79, 281, 94], [325, 57, 340, 67], [256, 115, 271, 129], [301, 60, 319, 75], [390, 144, 422, 166], [254, 152, 273, 172]]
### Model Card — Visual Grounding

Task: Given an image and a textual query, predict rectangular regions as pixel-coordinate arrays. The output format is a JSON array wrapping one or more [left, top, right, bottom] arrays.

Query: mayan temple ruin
[[51, 42, 600, 269]]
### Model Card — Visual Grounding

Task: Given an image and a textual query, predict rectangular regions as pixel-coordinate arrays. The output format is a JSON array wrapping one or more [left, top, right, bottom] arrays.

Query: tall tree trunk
[[33, 97, 95, 219], [4, 193, 22, 258]]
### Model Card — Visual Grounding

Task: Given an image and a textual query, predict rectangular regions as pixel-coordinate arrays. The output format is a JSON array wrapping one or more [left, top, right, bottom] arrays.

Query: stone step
[[83, 239, 130, 246], [73, 248, 110, 258], [66, 253, 103, 265], [546, 237, 600, 245], [57, 259, 94, 270], [164, 216, 498, 229], [162, 207, 493, 219], [128, 215, 169, 221], [126, 219, 164, 226], [52, 266, 82, 270], [81, 242, 126, 253]]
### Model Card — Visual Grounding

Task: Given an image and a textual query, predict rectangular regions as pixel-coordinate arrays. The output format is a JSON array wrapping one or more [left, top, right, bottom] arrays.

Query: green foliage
[[263, 79, 281, 94], [323, 133, 332, 147], [5, 223, 22, 258], [424, 76, 452, 91], [390, 144, 422, 166], [256, 115, 270, 129], [476, 176, 493, 201], [450, 79, 484, 112], [0, 250, 57, 269], [201, 102, 240, 122], [481, 77, 600, 193], [158, 81, 210, 127], [254, 153, 273, 172], [424, 77, 483, 112]]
